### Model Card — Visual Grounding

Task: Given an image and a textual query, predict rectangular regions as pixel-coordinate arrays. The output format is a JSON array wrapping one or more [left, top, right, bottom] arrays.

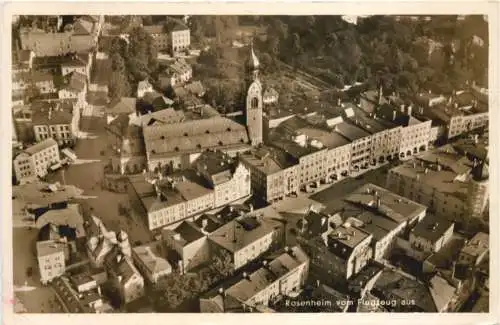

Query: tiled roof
[[18, 49, 33, 62], [372, 269, 437, 312], [163, 221, 205, 247], [143, 25, 165, 35], [411, 214, 454, 243], [61, 53, 90, 67], [14, 70, 54, 83], [107, 97, 137, 115], [132, 241, 172, 275], [90, 58, 112, 86], [226, 246, 308, 302], [73, 18, 95, 35], [143, 117, 249, 158], [185, 81, 205, 96], [240, 146, 295, 175], [36, 239, 67, 257], [141, 108, 185, 126], [31, 100, 74, 125], [35, 203, 86, 238], [334, 122, 371, 141], [208, 216, 281, 253], [64, 71, 87, 92], [461, 232, 489, 257], [24, 138, 58, 155]]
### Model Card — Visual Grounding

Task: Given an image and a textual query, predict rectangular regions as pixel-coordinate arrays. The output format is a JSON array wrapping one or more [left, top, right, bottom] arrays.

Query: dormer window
[[206, 130, 210, 134], [184, 132, 188, 136], [197, 144, 202, 149], [227, 127, 231, 132], [218, 141, 223, 146], [174, 147, 179, 152]]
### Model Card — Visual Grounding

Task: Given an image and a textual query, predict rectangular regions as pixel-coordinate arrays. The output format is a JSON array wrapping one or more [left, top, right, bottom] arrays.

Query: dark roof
[[411, 215, 454, 243], [107, 97, 137, 115], [296, 210, 329, 239], [195, 150, 236, 176], [31, 100, 74, 125], [90, 58, 112, 86], [334, 122, 371, 141], [371, 269, 437, 312]]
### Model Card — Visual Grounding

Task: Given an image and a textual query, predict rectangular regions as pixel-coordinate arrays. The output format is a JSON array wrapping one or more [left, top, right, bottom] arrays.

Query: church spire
[[246, 40, 260, 82]]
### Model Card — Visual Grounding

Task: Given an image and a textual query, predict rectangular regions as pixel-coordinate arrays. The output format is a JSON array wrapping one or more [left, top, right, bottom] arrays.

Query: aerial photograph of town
[[10, 14, 490, 313]]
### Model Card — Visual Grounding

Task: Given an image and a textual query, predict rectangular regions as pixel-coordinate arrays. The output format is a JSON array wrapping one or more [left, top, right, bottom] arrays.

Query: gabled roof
[[24, 138, 58, 155], [143, 117, 249, 158], [132, 241, 171, 275], [73, 18, 95, 35], [107, 97, 137, 115], [64, 71, 87, 93]]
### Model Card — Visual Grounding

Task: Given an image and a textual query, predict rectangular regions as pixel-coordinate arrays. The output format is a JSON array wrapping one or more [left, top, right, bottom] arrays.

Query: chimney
[[117, 275, 123, 283], [263, 260, 268, 267], [321, 217, 327, 227], [378, 84, 383, 105], [376, 195, 381, 209], [201, 218, 208, 229], [97, 286, 102, 296], [116, 255, 122, 263], [407, 105, 412, 116], [48, 107, 52, 120], [400, 104, 405, 113], [392, 110, 397, 121], [218, 287, 225, 296], [249, 204, 254, 212], [337, 97, 341, 106], [424, 168, 429, 174]]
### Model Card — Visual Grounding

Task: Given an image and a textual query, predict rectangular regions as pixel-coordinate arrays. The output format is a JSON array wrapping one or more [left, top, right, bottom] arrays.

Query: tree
[[209, 249, 234, 278]]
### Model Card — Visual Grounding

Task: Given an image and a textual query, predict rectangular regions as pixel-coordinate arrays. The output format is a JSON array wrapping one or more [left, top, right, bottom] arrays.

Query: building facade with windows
[[37, 239, 69, 284], [31, 100, 79, 146], [240, 146, 299, 202], [208, 215, 283, 270], [386, 145, 488, 228], [13, 138, 60, 183]]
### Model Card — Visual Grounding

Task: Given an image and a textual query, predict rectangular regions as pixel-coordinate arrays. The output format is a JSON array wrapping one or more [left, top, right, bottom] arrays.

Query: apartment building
[[19, 28, 95, 57], [200, 246, 309, 312], [143, 25, 169, 50], [376, 103, 432, 159], [128, 172, 214, 231], [194, 150, 252, 208], [37, 239, 69, 284], [208, 215, 283, 270], [386, 145, 488, 228], [13, 138, 60, 183], [143, 116, 251, 172], [409, 214, 454, 254], [159, 59, 192, 87], [31, 100, 78, 146], [162, 221, 212, 273], [13, 70, 56, 94], [132, 241, 172, 284], [170, 24, 190, 55], [240, 146, 299, 202]]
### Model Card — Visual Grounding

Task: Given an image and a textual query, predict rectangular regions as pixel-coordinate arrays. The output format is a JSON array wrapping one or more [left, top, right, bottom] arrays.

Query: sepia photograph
[[3, 6, 496, 318]]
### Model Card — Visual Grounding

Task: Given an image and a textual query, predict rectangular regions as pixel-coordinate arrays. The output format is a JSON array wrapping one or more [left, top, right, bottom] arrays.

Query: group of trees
[[108, 27, 159, 99], [153, 250, 234, 311], [257, 15, 488, 95]]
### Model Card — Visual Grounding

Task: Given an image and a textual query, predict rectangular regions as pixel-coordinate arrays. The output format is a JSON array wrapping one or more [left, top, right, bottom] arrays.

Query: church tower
[[245, 42, 263, 146]]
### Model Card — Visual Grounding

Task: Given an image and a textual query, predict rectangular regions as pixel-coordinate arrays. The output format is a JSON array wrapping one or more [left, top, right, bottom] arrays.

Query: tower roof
[[246, 42, 260, 70]]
